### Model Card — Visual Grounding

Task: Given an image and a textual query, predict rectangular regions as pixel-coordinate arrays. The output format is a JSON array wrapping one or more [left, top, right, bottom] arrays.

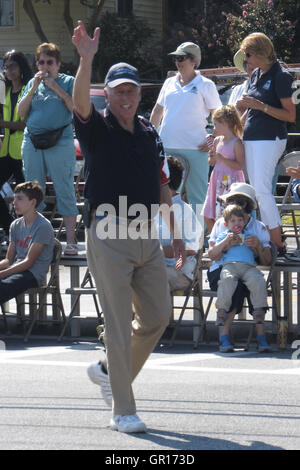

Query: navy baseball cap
[[105, 62, 141, 88]]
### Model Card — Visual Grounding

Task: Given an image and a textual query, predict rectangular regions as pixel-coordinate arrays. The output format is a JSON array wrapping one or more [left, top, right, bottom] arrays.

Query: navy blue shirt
[[73, 105, 169, 217], [243, 61, 293, 141]]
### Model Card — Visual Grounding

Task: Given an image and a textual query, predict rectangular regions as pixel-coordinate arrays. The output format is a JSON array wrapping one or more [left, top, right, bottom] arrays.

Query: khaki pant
[[166, 266, 191, 291], [87, 216, 171, 415], [215, 262, 268, 312]]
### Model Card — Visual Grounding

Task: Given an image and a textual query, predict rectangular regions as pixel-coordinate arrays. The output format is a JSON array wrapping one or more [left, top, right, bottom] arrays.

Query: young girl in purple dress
[[202, 105, 245, 233]]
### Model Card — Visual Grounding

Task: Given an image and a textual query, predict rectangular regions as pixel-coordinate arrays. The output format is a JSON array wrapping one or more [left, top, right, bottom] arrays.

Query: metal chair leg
[[57, 295, 81, 341], [0, 304, 9, 334]]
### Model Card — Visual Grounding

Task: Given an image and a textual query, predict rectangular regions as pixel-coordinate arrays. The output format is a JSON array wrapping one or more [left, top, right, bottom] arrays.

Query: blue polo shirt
[[243, 61, 293, 141], [216, 229, 256, 265]]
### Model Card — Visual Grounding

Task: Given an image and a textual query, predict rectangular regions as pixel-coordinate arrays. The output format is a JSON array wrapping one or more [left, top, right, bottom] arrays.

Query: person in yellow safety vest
[[0, 50, 32, 238]]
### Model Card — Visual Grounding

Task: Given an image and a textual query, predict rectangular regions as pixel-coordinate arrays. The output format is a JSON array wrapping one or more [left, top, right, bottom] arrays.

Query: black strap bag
[[29, 124, 69, 150]]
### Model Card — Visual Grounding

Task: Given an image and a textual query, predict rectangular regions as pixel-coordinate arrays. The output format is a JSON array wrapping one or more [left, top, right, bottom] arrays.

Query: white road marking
[[1, 359, 89, 367], [144, 364, 300, 375], [0, 346, 249, 362], [0, 346, 74, 360], [0, 359, 299, 375], [0, 345, 299, 375], [146, 350, 253, 365]]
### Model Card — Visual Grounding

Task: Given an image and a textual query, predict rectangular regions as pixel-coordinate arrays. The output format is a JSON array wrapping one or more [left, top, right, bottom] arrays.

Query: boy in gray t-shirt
[[0, 181, 54, 304]]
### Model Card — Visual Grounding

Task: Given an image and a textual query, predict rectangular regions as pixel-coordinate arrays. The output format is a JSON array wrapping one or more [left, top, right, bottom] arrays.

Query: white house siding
[[133, 0, 163, 37], [0, 0, 163, 63], [0, 0, 87, 62]]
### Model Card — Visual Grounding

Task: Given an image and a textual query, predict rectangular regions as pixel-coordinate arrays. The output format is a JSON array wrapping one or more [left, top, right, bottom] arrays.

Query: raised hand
[[72, 20, 100, 60]]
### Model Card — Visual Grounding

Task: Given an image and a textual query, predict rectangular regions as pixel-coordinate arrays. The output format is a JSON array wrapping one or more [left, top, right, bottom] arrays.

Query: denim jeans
[[0, 270, 38, 304]]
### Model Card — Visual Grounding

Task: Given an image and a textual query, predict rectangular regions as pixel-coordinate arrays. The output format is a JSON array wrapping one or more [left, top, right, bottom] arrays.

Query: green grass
[[281, 211, 300, 226]]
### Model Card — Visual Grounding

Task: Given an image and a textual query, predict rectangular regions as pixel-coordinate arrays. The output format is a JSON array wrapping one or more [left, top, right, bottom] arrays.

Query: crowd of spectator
[[0, 25, 298, 434]]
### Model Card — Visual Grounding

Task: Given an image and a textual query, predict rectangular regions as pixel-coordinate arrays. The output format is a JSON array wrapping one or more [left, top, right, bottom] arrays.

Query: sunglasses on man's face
[[38, 59, 55, 66]]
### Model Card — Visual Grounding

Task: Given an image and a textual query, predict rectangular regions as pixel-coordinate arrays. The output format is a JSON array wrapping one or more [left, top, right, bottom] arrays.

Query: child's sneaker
[[219, 334, 234, 353], [257, 334, 272, 352]]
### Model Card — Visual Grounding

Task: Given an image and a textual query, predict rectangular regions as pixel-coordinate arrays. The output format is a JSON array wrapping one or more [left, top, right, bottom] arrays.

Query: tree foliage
[[22, 0, 107, 43], [226, 0, 296, 62], [168, 0, 298, 68], [21, 0, 160, 79], [92, 12, 158, 82], [19, 0, 300, 79], [165, 2, 233, 69]]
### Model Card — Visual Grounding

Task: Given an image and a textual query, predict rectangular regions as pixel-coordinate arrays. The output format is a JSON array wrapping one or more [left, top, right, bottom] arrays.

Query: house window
[[117, 0, 133, 17], [0, 0, 14, 27]]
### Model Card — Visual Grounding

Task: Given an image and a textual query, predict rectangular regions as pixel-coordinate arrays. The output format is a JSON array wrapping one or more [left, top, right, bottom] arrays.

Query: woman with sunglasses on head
[[238, 33, 296, 254], [18, 43, 78, 255], [0, 50, 32, 240], [150, 42, 221, 213]]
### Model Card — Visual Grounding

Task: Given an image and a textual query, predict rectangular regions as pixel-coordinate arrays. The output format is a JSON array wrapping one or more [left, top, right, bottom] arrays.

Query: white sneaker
[[110, 414, 147, 433], [87, 362, 112, 407]]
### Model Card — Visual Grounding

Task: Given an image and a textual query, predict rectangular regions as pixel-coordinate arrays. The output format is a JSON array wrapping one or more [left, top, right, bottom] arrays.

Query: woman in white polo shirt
[[150, 42, 221, 213]]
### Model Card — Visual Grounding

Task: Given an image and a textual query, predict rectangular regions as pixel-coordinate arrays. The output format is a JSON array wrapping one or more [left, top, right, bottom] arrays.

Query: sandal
[[64, 243, 79, 256]]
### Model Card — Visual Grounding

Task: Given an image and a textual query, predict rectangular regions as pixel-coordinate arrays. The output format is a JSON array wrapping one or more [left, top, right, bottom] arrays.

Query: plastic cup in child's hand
[[206, 135, 214, 149]]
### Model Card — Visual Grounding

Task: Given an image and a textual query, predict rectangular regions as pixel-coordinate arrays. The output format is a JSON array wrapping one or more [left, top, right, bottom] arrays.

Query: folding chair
[[241, 241, 280, 349], [0, 304, 9, 333], [276, 151, 300, 249], [43, 169, 85, 240], [74, 166, 86, 238], [58, 267, 102, 341], [199, 242, 280, 350], [42, 191, 64, 240], [169, 248, 209, 348], [0, 244, 10, 334], [19, 239, 66, 342], [0, 245, 42, 336]]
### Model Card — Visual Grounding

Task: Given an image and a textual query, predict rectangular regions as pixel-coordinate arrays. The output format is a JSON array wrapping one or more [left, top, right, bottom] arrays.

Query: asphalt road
[[0, 338, 299, 452]]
